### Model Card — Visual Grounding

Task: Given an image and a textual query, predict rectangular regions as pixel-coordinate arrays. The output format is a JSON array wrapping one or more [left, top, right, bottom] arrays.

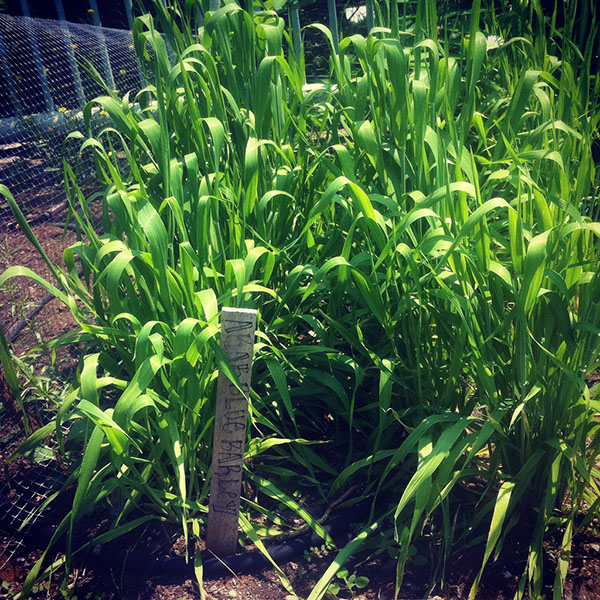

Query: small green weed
[[326, 568, 369, 598]]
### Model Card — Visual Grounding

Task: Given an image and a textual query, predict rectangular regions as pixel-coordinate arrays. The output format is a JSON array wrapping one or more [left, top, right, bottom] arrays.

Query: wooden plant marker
[[206, 307, 257, 557]]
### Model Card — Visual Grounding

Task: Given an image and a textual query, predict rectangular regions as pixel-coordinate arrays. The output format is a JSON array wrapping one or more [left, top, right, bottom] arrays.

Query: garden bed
[[1, 1, 600, 598], [2, 226, 600, 600]]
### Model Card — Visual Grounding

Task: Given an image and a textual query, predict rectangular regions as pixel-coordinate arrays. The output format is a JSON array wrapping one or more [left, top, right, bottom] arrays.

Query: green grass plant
[[1, 0, 599, 598]]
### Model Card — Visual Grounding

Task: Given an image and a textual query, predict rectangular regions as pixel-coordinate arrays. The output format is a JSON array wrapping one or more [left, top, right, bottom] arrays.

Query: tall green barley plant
[[1, 1, 599, 598]]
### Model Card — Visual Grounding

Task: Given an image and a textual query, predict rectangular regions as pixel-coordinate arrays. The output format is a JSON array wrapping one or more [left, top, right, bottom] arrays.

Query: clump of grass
[[1, 0, 599, 598]]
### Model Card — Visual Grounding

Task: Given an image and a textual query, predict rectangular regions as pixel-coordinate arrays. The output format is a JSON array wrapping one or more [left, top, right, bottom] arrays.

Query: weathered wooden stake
[[206, 307, 257, 557]]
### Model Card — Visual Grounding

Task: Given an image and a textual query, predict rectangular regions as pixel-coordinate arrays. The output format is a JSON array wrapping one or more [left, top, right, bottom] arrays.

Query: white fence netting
[[0, 13, 143, 228]]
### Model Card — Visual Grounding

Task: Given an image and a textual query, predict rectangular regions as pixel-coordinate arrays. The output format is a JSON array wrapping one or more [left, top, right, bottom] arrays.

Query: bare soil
[[1, 503, 599, 600], [1, 207, 600, 600], [0, 219, 78, 357]]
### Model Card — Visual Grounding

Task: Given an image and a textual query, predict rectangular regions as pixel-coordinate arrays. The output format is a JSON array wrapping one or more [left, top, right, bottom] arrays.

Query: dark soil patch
[[0, 217, 78, 358], [2, 514, 600, 600]]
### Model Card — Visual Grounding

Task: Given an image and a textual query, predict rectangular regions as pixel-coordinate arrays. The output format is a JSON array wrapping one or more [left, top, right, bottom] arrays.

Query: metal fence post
[[365, 0, 374, 32], [123, 0, 134, 30], [326, 0, 339, 52], [87, 0, 116, 91], [54, 0, 86, 108], [290, 7, 301, 60], [19, 0, 55, 112], [0, 26, 24, 117]]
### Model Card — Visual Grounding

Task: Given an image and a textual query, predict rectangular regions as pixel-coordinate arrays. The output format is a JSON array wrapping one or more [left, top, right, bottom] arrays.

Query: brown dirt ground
[[1, 206, 600, 600], [0, 219, 78, 357], [0, 510, 599, 600]]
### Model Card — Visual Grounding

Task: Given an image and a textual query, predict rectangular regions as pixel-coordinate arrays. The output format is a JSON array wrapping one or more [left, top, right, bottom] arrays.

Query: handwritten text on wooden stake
[[206, 307, 257, 557]]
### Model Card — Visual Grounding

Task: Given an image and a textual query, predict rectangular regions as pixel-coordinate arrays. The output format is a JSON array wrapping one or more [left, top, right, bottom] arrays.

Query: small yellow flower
[[112, 89, 119, 94], [119, 69, 126, 75], [128, 44, 134, 51], [58, 106, 67, 113], [87, 8, 94, 14], [44, 67, 50, 74], [108, 151, 113, 157], [100, 110, 108, 116]]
